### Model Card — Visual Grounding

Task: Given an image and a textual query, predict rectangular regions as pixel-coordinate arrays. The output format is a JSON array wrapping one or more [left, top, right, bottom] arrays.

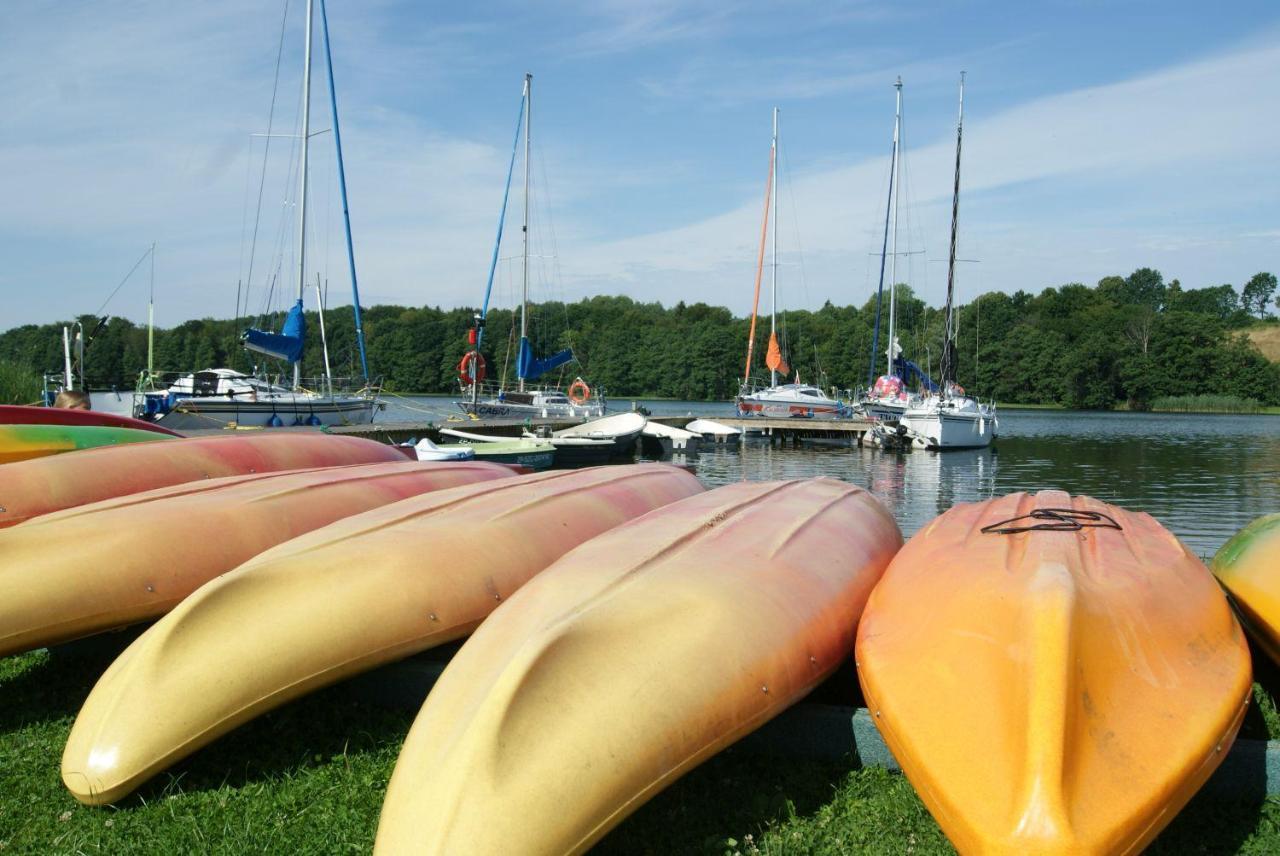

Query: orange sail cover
[[765, 330, 789, 374]]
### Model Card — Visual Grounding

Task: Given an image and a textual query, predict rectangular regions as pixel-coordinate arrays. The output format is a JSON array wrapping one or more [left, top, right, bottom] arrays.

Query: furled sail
[[243, 299, 306, 363], [765, 331, 789, 374], [516, 336, 573, 381]]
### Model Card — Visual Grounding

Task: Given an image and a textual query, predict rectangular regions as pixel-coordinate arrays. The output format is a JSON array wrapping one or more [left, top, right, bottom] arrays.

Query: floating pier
[[652, 415, 875, 447]]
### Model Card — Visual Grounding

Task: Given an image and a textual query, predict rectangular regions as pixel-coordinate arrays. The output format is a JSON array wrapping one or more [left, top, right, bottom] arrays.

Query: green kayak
[[438, 438, 556, 470], [0, 424, 174, 465]]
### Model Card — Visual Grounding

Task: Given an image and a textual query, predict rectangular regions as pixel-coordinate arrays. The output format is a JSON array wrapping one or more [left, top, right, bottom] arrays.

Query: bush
[[0, 360, 43, 405]]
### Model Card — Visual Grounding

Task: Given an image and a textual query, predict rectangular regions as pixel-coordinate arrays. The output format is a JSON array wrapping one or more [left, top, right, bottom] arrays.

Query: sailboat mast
[[942, 72, 965, 388], [866, 81, 900, 387], [519, 72, 531, 393], [769, 108, 779, 388], [293, 0, 315, 391], [886, 77, 902, 380], [147, 242, 155, 382]]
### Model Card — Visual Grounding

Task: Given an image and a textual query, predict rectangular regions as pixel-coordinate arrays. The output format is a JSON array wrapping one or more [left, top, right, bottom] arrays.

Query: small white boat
[[640, 420, 701, 457], [540, 412, 645, 464], [899, 393, 997, 450], [736, 383, 846, 418], [685, 418, 741, 439], [412, 438, 475, 462]]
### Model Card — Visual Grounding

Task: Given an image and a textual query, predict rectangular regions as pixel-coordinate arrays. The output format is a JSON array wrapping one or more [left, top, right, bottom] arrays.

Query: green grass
[[4, 647, 1280, 854], [0, 360, 42, 406], [1150, 394, 1266, 414]]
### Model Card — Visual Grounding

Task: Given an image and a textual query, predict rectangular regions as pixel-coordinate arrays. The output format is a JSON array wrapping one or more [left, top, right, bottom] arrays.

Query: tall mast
[[742, 116, 774, 385], [293, 0, 315, 390], [866, 80, 900, 387], [886, 76, 902, 380], [519, 72, 531, 393], [769, 107, 779, 388], [147, 241, 155, 382], [942, 72, 965, 388], [318, 0, 368, 381]]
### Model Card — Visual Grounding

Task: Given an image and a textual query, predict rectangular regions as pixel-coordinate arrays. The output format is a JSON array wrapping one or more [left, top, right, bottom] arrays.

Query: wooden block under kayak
[[373, 478, 902, 855], [856, 490, 1252, 855], [0, 432, 409, 527], [1214, 513, 1280, 666], [0, 460, 514, 657], [61, 464, 703, 806]]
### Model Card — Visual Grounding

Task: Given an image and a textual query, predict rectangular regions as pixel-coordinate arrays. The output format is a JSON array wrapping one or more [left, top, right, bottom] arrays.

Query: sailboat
[[456, 74, 605, 421], [134, 0, 378, 430], [858, 77, 936, 423], [899, 73, 998, 450], [736, 109, 844, 419]]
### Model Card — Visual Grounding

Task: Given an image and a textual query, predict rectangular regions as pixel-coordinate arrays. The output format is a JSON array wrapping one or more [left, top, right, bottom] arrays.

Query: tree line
[[2, 268, 1277, 409]]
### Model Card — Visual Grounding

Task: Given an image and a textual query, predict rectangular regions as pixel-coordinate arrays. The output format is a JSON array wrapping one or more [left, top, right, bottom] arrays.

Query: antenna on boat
[[293, 0, 315, 391], [941, 71, 965, 389], [519, 72, 532, 394]]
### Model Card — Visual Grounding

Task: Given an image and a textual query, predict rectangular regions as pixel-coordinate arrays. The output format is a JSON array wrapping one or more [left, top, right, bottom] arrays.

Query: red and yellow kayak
[[0, 432, 408, 527], [373, 478, 902, 855], [62, 464, 703, 806], [0, 460, 514, 657], [0, 404, 182, 436], [1213, 513, 1280, 665], [0, 424, 172, 464], [856, 491, 1251, 855]]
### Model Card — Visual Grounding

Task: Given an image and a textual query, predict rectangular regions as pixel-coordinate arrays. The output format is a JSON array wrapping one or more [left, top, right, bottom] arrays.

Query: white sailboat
[[457, 74, 605, 421], [736, 109, 845, 419], [859, 77, 922, 424], [135, 0, 378, 430], [899, 73, 998, 450]]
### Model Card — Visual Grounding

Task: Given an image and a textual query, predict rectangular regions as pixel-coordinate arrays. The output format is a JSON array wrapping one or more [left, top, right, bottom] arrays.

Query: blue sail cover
[[893, 356, 939, 392], [517, 336, 574, 381], [243, 299, 306, 363]]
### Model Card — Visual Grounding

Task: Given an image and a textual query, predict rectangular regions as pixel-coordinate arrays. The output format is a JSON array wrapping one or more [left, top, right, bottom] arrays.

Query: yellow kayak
[[0, 461, 512, 657], [856, 491, 1251, 855], [62, 464, 702, 806], [374, 478, 902, 855], [1213, 512, 1280, 665], [0, 423, 171, 464]]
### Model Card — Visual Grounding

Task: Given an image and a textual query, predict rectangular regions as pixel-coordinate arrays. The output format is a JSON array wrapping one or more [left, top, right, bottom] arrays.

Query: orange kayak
[[374, 479, 902, 855], [0, 460, 512, 657], [1213, 513, 1280, 665], [0, 432, 408, 527], [856, 491, 1251, 855], [62, 464, 703, 806]]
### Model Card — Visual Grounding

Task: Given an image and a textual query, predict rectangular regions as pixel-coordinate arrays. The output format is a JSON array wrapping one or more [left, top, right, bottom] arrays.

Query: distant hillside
[[1247, 325, 1280, 362]]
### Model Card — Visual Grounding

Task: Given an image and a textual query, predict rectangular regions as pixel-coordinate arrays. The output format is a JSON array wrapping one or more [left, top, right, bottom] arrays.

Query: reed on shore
[[0, 360, 41, 405], [1149, 394, 1265, 414]]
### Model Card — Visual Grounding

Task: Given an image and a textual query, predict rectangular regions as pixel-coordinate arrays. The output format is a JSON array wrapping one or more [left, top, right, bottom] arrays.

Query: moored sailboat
[[457, 74, 604, 421], [899, 73, 997, 450], [736, 109, 845, 419]]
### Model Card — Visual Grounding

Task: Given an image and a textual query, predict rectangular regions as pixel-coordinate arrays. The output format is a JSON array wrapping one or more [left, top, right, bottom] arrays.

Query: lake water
[[384, 395, 1278, 558]]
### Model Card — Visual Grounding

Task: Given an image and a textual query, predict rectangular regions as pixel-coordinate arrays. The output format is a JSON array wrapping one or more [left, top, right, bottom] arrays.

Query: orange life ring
[[567, 378, 590, 405], [457, 351, 486, 386]]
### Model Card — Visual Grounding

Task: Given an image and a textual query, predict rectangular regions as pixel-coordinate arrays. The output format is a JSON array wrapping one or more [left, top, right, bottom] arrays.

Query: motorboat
[[135, 369, 377, 430], [736, 382, 846, 418]]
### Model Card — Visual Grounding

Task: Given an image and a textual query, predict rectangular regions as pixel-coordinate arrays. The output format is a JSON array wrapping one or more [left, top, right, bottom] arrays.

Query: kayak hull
[[374, 478, 902, 855], [0, 404, 182, 436], [856, 491, 1252, 855], [0, 432, 408, 527], [0, 424, 172, 464], [62, 464, 703, 806], [0, 460, 513, 657], [1213, 513, 1280, 665]]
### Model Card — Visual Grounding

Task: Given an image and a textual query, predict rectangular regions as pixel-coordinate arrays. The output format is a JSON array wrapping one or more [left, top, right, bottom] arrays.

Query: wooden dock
[[651, 415, 875, 446]]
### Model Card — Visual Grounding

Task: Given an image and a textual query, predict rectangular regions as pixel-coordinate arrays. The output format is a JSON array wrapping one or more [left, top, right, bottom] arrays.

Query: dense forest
[[3, 268, 1277, 409]]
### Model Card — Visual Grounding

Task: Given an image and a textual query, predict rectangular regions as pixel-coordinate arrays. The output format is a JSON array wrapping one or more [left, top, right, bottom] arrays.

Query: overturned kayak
[[0, 460, 513, 658], [856, 491, 1251, 855], [62, 464, 702, 806], [1213, 512, 1280, 665], [0, 404, 182, 436], [0, 432, 408, 527], [374, 478, 902, 855], [0, 424, 173, 464]]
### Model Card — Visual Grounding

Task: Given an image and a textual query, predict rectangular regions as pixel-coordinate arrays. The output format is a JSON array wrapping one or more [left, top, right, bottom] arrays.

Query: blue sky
[[2, 0, 1278, 328]]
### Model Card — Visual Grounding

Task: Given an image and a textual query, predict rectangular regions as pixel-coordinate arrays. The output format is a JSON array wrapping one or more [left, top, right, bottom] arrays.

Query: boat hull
[[457, 400, 604, 420], [61, 464, 703, 806], [0, 432, 408, 527], [145, 396, 377, 430], [374, 479, 902, 855], [900, 407, 996, 449], [856, 491, 1251, 855], [0, 461, 513, 657], [0, 424, 173, 464], [1213, 513, 1280, 665], [0, 405, 181, 436], [736, 396, 844, 418]]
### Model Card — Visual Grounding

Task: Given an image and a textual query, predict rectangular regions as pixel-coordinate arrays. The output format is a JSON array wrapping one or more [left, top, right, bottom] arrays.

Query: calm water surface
[[386, 396, 1279, 557]]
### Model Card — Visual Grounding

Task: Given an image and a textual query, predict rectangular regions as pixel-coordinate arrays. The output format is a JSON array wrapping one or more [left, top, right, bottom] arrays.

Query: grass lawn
[[4, 646, 1280, 854]]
